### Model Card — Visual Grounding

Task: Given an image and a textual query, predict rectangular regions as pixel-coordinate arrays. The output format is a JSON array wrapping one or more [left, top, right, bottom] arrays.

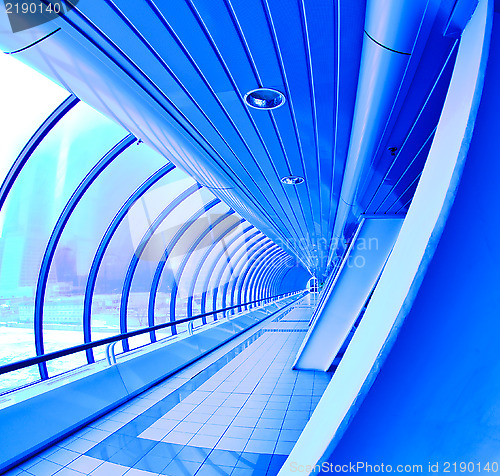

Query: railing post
[[105, 342, 118, 366]]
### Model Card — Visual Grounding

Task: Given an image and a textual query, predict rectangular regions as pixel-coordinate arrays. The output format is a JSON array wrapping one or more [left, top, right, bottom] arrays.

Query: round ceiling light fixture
[[281, 175, 304, 185], [244, 88, 286, 110]]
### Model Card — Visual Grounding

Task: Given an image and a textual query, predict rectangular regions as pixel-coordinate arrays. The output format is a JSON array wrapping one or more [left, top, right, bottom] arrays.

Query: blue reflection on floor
[[84, 329, 287, 475], [13, 296, 328, 476]]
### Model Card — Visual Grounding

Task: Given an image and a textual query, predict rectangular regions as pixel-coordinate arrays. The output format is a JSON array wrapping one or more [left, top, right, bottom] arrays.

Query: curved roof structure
[[1, 0, 500, 475]]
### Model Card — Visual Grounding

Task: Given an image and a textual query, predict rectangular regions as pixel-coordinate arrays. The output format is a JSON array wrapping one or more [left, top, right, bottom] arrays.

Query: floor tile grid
[[236, 313, 323, 475], [99, 330, 293, 474], [127, 331, 302, 475], [135, 309, 319, 475], [270, 330, 311, 453], [240, 333, 303, 474], [7, 329, 271, 476], [115, 296, 307, 423], [198, 330, 306, 475], [221, 311, 311, 473], [197, 333, 297, 474], [143, 304, 326, 474], [82, 334, 271, 476], [148, 332, 282, 446], [115, 327, 270, 420], [144, 316, 312, 473], [196, 333, 292, 441], [6, 299, 320, 476]]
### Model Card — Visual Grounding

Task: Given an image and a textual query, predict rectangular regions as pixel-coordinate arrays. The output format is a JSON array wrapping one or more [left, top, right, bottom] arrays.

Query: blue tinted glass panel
[[178, 212, 240, 324], [0, 102, 125, 389], [44, 144, 167, 374], [151, 187, 217, 336], [191, 221, 249, 316], [173, 201, 231, 327], [213, 233, 266, 308], [0, 54, 68, 184], [126, 171, 197, 348], [91, 170, 196, 350]]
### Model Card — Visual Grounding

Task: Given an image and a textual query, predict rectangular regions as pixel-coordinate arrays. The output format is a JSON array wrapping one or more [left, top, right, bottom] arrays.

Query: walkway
[[8, 295, 330, 476]]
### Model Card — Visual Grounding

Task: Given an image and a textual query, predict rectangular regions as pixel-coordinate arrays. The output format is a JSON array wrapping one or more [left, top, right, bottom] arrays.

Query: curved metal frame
[[230, 243, 279, 308], [169, 210, 235, 327], [263, 257, 290, 296], [275, 264, 308, 296], [272, 259, 297, 296], [120, 183, 204, 349], [34, 134, 136, 379], [261, 257, 287, 297], [246, 250, 288, 305], [229, 243, 279, 310], [0, 89, 310, 383], [254, 253, 289, 302], [259, 255, 293, 301], [251, 249, 291, 301], [199, 226, 256, 315], [257, 252, 298, 300], [0, 92, 306, 379], [222, 237, 272, 311], [248, 251, 283, 303], [211, 233, 268, 313], [247, 249, 289, 304], [186, 218, 246, 321], [234, 246, 283, 309], [83, 162, 176, 362], [148, 198, 220, 337], [120, 188, 214, 352], [276, 261, 297, 295], [225, 238, 276, 312], [0, 95, 79, 211]]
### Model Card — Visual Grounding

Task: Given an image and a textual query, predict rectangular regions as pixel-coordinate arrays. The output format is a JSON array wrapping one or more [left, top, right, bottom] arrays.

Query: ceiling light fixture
[[281, 175, 304, 185], [244, 88, 286, 110]]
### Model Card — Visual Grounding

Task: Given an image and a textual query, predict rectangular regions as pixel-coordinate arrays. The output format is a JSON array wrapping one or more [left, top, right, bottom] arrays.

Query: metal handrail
[[0, 291, 304, 376]]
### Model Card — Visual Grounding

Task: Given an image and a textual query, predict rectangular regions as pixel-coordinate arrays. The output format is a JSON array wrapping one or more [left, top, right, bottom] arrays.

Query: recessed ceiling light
[[281, 175, 304, 185], [244, 88, 286, 110]]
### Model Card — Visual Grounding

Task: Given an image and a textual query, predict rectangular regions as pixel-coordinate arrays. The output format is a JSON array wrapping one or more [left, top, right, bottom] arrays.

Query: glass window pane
[[0, 102, 125, 388], [192, 221, 248, 300], [0, 54, 68, 185], [172, 201, 231, 323], [179, 213, 241, 319], [92, 169, 195, 350], [44, 143, 168, 372], [209, 231, 264, 311]]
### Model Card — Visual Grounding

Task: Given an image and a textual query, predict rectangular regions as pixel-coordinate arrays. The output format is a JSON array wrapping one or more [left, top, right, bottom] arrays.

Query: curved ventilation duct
[[330, 0, 432, 260]]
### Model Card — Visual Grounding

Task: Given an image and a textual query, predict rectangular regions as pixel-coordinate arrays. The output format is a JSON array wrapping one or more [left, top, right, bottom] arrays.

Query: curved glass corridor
[[2, 0, 499, 474], [0, 54, 309, 394]]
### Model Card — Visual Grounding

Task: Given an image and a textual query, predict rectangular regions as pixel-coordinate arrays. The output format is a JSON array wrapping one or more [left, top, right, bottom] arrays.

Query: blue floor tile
[[147, 441, 184, 459], [107, 447, 144, 467], [235, 452, 272, 469], [195, 463, 234, 475], [175, 445, 210, 463], [161, 458, 203, 475], [205, 448, 241, 467], [85, 443, 120, 460], [133, 453, 173, 473]]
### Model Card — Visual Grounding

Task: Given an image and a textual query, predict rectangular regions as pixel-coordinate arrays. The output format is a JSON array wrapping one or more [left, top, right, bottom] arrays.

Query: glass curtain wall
[[0, 55, 308, 394]]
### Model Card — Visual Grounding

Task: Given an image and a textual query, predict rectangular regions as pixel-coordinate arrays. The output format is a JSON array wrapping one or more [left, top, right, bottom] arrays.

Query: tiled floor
[[6, 295, 331, 476]]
